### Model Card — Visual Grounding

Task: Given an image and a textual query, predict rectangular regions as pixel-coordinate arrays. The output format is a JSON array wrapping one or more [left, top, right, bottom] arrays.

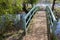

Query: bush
[[0, 0, 23, 34], [0, 14, 21, 34], [0, 0, 23, 15]]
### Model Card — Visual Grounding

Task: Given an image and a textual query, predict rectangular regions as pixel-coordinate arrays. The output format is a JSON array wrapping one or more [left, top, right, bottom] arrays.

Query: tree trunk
[[52, 0, 56, 11], [23, 2, 28, 13]]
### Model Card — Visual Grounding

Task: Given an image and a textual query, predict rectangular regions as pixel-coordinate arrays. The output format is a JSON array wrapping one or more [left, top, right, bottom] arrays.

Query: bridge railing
[[46, 6, 57, 32], [46, 6, 57, 40], [21, 6, 40, 34]]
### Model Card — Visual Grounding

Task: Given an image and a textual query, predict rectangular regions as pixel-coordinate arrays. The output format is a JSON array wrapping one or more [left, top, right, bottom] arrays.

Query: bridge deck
[[23, 11, 48, 40]]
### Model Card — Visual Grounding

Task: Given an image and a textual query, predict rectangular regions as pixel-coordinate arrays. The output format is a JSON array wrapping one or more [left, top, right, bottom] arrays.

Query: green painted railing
[[46, 6, 57, 40], [46, 6, 57, 32], [21, 6, 58, 40], [21, 6, 40, 34]]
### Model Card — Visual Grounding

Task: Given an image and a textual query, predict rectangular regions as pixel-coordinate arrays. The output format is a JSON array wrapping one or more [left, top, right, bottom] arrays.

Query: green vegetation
[[0, 0, 23, 15], [0, 0, 39, 14], [54, 7, 60, 18], [0, 0, 39, 40], [22, 0, 39, 13], [49, 0, 60, 4]]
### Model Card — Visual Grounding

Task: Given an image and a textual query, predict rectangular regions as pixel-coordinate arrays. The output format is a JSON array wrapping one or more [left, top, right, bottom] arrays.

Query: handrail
[[21, 5, 57, 35], [46, 6, 57, 26], [46, 6, 57, 22], [21, 6, 40, 34], [26, 9, 39, 26], [46, 6, 58, 40], [46, 6, 57, 27]]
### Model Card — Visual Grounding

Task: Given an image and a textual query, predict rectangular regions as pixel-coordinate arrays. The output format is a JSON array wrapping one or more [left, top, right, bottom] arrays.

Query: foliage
[[49, 0, 60, 3], [23, 0, 39, 4], [0, 0, 24, 35], [0, 0, 23, 15], [0, 0, 40, 32], [0, 14, 21, 34], [54, 7, 60, 18], [28, 0, 39, 5]]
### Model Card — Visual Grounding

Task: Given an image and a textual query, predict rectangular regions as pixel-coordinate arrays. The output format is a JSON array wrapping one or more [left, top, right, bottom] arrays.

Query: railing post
[[20, 13, 26, 35], [23, 17, 26, 35]]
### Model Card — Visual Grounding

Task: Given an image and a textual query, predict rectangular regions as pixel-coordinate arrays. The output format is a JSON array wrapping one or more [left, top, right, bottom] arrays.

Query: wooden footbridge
[[0, 5, 60, 40], [21, 6, 60, 40]]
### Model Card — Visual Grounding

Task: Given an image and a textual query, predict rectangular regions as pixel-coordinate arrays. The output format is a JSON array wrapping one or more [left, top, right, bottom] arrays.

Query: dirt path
[[23, 11, 48, 40]]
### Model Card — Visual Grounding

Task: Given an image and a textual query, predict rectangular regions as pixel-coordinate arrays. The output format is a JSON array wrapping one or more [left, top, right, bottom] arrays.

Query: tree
[[22, 0, 39, 13], [0, 0, 23, 40], [52, 0, 56, 11], [22, 0, 28, 13], [0, 0, 23, 15], [29, 0, 39, 6]]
